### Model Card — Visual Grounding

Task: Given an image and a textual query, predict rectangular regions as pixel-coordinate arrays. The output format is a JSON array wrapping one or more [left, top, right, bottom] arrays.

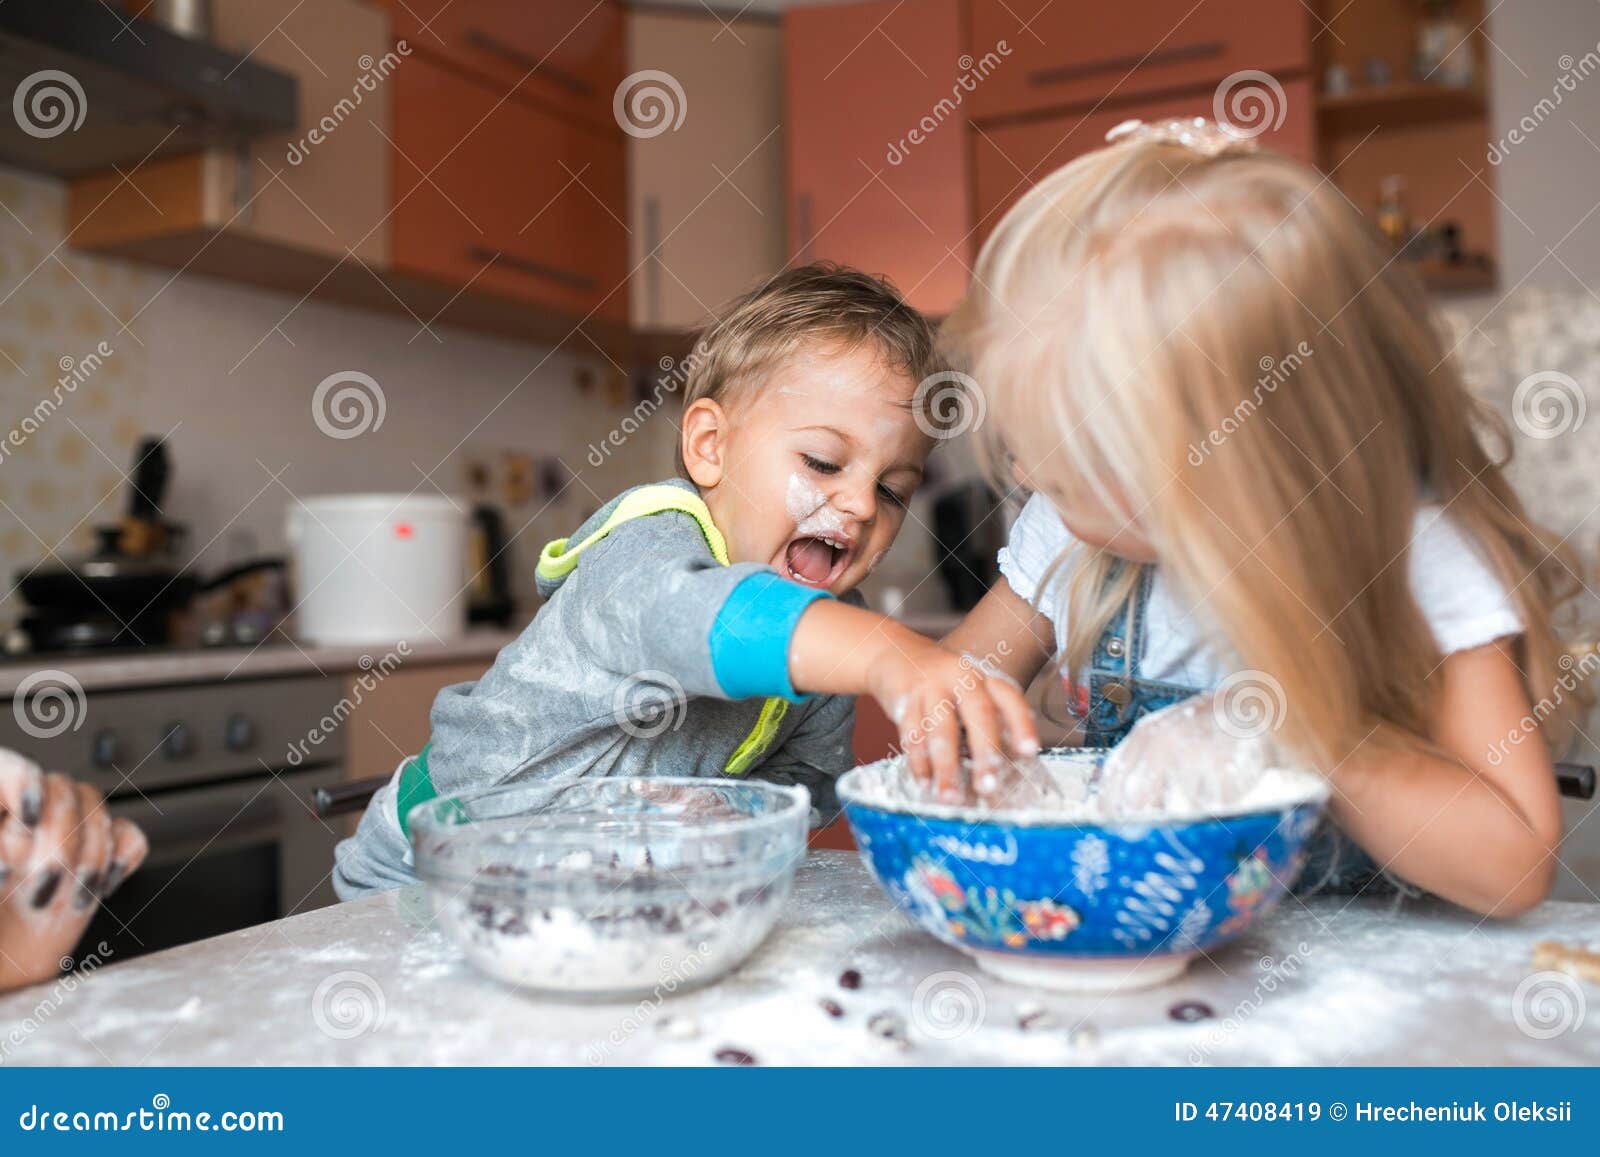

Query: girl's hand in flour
[[0, 750, 148, 992], [1097, 695, 1273, 814]]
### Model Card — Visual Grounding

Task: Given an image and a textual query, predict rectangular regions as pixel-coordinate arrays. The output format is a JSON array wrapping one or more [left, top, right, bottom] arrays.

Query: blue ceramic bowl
[[838, 752, 1329, 992]]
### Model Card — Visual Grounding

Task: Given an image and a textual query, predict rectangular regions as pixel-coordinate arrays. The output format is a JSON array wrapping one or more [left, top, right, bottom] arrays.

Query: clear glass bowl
[[411, 777, 810, 999]]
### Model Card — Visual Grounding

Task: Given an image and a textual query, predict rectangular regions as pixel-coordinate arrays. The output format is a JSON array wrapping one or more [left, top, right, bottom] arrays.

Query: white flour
[[843, 752, 1327, 826], [434, 878, 787, 996], [786, 472, 846, 539]]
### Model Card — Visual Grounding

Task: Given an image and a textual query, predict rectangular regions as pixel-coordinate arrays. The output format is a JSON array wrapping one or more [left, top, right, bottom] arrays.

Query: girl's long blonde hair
[[945, 133, 1579, 765]]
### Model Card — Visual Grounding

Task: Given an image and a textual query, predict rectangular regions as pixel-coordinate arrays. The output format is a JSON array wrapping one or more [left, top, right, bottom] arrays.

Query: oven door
[[77, 763, 347, 966]]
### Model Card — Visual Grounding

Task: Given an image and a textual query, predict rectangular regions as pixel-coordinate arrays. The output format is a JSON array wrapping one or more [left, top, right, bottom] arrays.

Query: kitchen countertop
[[0, 613, 962, 698], [0, 629, 520, 696], [2, 852, 1596, 1066]]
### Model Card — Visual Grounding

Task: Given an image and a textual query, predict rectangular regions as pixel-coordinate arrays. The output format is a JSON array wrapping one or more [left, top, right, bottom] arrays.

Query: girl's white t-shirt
[[997, 494, 1523, 688]]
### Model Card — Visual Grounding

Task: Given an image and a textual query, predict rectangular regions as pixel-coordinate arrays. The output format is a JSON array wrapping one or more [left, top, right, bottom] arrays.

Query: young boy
[[333, 264, 1036, 897]]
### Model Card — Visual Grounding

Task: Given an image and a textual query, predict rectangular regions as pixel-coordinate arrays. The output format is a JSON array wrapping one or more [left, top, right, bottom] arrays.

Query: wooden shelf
[[73, 226, 635, 362], [1316, 82, 1486, 133], [1409, 257, 1497, 294]]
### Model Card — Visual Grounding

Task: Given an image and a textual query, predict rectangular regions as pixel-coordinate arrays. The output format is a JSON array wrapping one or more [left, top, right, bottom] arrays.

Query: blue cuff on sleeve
[[710, 572, 833, 701]]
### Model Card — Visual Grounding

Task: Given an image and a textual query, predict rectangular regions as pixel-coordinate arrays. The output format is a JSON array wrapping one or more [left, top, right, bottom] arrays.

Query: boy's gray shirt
[[333, 478, 858, 898]]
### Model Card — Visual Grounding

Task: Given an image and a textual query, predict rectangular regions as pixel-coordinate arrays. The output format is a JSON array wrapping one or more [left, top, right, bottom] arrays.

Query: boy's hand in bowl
[[868, 641, 1040, 805], [788, 600, 1041, 803]]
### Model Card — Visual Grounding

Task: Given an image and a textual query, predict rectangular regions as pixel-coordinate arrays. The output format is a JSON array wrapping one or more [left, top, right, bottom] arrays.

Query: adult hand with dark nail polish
[[0, 749, 148, 992]]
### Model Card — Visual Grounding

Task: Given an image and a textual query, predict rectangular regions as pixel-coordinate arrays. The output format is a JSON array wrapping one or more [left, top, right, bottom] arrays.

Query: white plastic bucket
[[286, 494, 468, 646]]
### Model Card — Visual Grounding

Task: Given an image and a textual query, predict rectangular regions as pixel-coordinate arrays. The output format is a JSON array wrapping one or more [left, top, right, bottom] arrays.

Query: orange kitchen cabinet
[[784, 0, 972, 316], [971, 77, 1315, 241], [809, 696, 901, 851], [390, 53, 628, 324], [966, 0, 1310, 123], [382, 0, 625, 133]]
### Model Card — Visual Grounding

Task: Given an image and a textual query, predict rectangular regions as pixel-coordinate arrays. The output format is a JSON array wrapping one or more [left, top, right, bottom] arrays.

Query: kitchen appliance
[[0, 0, 295, 178], [0, 672, 346, 963], [147, 0, 213, 40], [931, 480, 1006, 611], [466, 502, 516, 627], [12, 437, 286, 653], [287, 494, 469, 646]]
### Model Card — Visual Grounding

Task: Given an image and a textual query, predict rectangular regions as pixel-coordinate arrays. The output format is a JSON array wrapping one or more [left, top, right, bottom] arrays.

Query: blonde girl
[[939, 118, 1580, 917]]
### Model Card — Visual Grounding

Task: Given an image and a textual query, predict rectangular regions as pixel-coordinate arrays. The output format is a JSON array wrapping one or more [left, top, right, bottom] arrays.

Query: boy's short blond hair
[[675, 263, 942, 474]]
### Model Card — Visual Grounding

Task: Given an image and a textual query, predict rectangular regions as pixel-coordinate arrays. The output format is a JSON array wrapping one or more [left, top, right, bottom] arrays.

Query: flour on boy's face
[[783, 470, 853, 587], [710, 341, 935, 596]]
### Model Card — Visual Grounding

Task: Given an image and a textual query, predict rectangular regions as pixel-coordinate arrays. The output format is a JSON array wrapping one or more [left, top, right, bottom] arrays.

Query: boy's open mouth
[[783, 534, 852, 588]]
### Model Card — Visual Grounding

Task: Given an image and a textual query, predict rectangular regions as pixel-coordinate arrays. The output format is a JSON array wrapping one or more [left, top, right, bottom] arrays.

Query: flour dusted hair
[[944, 135, 1581, 765]]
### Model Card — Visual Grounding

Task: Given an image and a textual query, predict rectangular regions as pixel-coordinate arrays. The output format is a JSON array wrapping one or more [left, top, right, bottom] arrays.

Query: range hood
[[0, 0, 296, 178]]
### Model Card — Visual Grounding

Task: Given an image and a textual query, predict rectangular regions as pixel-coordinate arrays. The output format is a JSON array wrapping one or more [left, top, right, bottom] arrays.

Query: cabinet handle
[[468, 245, 598, 292], [642, 194, 662, 326], [1557, 762, 1596, 800], [1027, 40, 1225, 88], [463, 28, 593, 97], [312, 775, 388, 819], [232, 143, 253, 223], [796, 192, 813, 262]]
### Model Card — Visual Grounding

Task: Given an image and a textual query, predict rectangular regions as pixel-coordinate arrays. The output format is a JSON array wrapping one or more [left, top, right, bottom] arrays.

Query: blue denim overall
[[1075, 565, 1397, 897]]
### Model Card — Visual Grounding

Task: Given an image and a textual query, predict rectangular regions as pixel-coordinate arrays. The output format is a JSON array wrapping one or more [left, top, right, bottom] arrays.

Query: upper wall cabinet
[[389, 52, 628, 325], [381, 0, 624, 133], [971, 78, 1315, 241], [966, 0, 1310, 122], [785, 0, 972, 317], [69, 1, 630, 345], [70, 0, 391, 264], [627, 9, 784, 331]]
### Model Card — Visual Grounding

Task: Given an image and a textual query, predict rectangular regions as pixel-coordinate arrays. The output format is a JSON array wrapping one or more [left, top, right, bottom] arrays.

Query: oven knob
[[91, 729, 119, 768], [162, 722, 194, 759], [224, 713, 256, 752]]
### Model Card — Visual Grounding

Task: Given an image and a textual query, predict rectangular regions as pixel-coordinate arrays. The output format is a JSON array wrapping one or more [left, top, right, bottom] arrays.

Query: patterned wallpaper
[[0, 170, 155, 573], [0, 168, 672, 625]]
